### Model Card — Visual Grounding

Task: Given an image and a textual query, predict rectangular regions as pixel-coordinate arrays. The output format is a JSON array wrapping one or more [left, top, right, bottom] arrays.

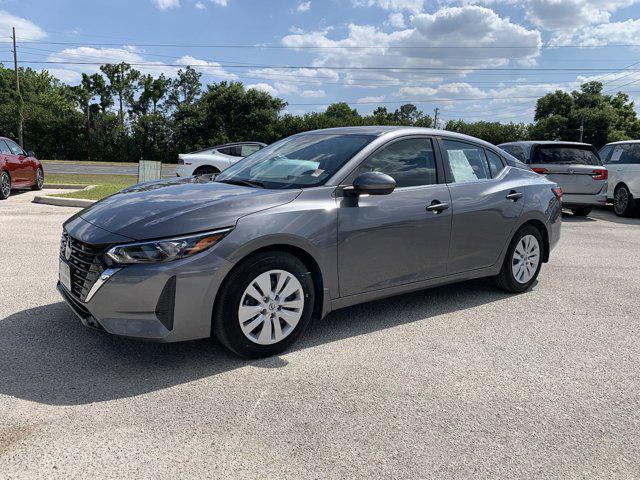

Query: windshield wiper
[[217, 178, 265, 188]]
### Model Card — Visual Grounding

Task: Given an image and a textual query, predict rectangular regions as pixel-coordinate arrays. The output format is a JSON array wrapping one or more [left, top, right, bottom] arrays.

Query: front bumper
[[57, 250, 234, 342]]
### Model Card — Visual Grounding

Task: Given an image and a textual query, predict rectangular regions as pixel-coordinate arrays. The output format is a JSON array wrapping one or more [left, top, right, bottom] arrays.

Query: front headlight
[[105, 228, 232, 265]]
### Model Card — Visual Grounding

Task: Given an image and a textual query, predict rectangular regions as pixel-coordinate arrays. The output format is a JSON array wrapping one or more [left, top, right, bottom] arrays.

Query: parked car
[[176, 142, 267, 177], [598, 141, 640, 217], [498, 141, 607, 217], [58, 127, 562, 357], [0, 136, 43, 200]]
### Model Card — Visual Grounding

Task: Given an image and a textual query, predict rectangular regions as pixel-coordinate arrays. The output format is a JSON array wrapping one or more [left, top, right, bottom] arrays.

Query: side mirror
[[27, 150, 36, 158], [352, 171, 396, 195]]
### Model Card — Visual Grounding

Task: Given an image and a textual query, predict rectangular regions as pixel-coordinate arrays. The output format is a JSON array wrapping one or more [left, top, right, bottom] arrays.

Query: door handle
[[506, 191, 523, 201], [426, 201, 449, 213]]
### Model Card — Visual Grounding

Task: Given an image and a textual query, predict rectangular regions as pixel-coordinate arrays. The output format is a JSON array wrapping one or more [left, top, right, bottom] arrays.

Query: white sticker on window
[[610, 148, 623, 163], [448, 150, 478, 182]]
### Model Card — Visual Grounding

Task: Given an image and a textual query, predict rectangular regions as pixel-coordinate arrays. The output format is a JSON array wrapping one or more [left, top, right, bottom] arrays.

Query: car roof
[[602, 140, 640, 146], [299, 126, 502, 150], [212, 141, 267, 149], [499, 140, 593, 147]]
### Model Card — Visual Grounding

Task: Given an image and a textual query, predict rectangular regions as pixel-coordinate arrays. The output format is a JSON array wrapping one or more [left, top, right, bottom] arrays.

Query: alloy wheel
[[238, 269, 305, 345], [614, 186, 629, 215], [512, 234, 540, 284], [1, 173, 10, 198], [36, 169, 44, 189]]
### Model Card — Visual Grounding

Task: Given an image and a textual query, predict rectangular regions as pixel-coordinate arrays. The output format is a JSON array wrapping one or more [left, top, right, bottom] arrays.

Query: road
[[1, 190, 639, 479], [44, 161, 176, 177]]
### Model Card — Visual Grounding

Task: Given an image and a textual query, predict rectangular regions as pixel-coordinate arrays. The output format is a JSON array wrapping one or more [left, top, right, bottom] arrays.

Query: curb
[[33, 195, 96, 208]]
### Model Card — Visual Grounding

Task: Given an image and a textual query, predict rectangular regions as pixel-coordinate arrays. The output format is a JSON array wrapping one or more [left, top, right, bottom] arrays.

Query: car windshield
[[537, 146, 600, 166], [215, 133, 375, 189]]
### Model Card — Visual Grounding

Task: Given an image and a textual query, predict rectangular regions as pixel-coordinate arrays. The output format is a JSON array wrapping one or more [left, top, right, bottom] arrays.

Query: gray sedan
[[58, 127, 562, 357]]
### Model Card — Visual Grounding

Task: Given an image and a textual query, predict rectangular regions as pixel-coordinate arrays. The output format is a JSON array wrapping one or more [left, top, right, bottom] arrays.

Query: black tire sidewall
[[501, 226, 544, 293], [214, 252, 315, 358], [614, 185, 633, 217]]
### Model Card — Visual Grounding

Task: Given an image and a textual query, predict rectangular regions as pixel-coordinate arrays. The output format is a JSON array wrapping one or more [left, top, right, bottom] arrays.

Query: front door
[[439, 140, 524, 274], [4, 139, 30, 184], [337, 137, 452, 297]]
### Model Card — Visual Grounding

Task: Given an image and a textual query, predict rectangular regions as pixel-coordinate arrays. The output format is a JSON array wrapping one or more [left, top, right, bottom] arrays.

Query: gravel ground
[[1, 190, 639, 479]]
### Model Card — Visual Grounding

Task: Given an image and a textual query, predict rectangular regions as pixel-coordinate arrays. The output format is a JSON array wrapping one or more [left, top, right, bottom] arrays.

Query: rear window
[[500, 144, 526, 162], [536, 146, 600, 166]]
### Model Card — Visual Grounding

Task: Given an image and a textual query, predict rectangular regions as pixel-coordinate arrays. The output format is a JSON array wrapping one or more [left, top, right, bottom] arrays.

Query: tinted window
[[536, 146, 600, 166], [240, 144, 262, 157], [217, 146, 240, 157], [607, 144, 640, 165], [486, 150, 506, 177], [599, 145, 613, 163], [5, 139, 24, 156], [0, 140, 11, 155], [355, 138, 436, 188], [216, 134, 374, 189], [500, 144, 526, 162], [442, 140, 490, 183]]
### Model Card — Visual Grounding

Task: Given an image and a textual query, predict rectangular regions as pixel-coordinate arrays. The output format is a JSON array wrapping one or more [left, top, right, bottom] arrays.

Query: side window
[[217, 146, 239, 156], [355, 138, 437, 188], [5, 139, 24, 156], [501, 144, 526, 162], [599, 145, 613, 163], [486, 150, 506, 177], [442, 140, 491, 183], [610, 143, 640, 164], [0, 140, 11, 155], [240, 144, 261, 157]]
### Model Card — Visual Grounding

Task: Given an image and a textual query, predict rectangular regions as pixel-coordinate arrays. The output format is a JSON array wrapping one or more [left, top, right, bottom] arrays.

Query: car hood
[[71, 177, 301, 241]]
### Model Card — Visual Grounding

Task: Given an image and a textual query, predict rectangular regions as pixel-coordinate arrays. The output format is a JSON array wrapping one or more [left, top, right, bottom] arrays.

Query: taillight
[[532, 167, 549, 174], [591, 169, 608, 180], [552, 187, 563, 201]]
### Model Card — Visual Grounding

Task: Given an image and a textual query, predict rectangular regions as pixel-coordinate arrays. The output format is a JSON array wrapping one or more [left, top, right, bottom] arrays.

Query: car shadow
[[561, 212, 596, 223], [0, 279, 512, 406]]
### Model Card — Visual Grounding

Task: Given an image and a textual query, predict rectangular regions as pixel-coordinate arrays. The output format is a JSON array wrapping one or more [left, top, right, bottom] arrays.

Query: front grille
[[60, 232, 107, 302]]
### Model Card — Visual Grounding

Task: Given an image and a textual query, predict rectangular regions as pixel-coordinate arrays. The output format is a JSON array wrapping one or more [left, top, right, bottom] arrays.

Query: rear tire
[[0, 171, 10, 200], [613, 184, 635, 217], [495, 225, 544, 293], [193, 165, 220, 176], [213, 251, 315, 358], [570, 206, 592, 217]]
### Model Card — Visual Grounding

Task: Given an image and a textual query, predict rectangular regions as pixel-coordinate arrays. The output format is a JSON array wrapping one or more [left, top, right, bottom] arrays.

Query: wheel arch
[[193, 164, 221, 175], [517, 218, 550, 263]]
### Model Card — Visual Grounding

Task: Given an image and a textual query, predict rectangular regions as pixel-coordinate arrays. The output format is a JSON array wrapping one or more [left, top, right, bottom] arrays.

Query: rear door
[[531, 145, 604, 195], [439, 139, 524, 274], [604, 143, 640, 197]]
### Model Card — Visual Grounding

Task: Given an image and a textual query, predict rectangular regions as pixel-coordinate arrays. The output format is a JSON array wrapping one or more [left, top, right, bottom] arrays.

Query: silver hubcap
[[36, 169, 43, 188], [238, 269, 304, 345], [615, 187, 629, 214], [1, 174, 9, 197], [512, 235, 540, 284]]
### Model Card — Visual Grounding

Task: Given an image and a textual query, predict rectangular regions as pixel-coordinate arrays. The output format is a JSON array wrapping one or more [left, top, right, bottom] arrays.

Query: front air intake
[[155, 276, 176, 331]]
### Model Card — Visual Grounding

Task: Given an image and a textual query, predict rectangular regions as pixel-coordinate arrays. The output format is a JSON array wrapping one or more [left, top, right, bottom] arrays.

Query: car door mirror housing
[[27, 150, 36, 158], [352, 171, 396, 195]]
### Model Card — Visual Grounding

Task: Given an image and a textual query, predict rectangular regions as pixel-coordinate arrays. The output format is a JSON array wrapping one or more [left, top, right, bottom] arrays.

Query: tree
[[100, 62, 141, 127], [167, 66, 202, 109]]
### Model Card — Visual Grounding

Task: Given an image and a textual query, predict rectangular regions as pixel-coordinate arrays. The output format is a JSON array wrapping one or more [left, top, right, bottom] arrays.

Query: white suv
[[176, 142, 266, 177], [599, 141, 640, 217]]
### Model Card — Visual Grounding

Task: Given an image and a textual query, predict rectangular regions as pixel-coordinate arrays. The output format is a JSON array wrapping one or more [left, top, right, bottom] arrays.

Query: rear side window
[[356, 138, 437, 188], [486, 150, 506, 177], [240, 144, 262, 157], [500, 144, 526, 162], [599, 145, 613, 163], [218, 146, 242, 157], [607, 144, 640, 165], [441, 140, 491, 183], [536, 146, 600, 166], [0, 140, 11, 155]]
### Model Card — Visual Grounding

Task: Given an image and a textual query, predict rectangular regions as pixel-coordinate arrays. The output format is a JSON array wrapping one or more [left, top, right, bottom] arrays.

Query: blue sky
[[2, 0, 640, 123]]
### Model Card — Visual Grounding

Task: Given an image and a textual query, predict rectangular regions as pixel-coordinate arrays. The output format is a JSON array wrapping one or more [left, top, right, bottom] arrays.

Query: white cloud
[[300, 89, 326, 98], [353, 0, 425, 13], [45, 68, 82, 84], [153, 0, 180, 10], [297, 1, 312, 12], [246, 83, 279, 96], [357, 95, 386, 103], [211, 0, 228, 5], [0, 10, 46, 41], [387, 12, 406, 28], [195, 1, 206, 9], [175, 55, 238, 80], [525, 0, 638, 32], [551, 18, 640, 46]]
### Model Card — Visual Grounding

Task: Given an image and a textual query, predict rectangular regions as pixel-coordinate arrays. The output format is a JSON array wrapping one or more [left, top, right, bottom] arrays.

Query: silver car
[[498, 141, 608, 217], [58, 127, 562, 357]]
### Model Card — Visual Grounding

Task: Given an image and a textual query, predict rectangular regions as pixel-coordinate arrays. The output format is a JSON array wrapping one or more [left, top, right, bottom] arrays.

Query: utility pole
[[11, 27, 23, 148], [579, 118, 584, 143], [433, 107, 440, 129]]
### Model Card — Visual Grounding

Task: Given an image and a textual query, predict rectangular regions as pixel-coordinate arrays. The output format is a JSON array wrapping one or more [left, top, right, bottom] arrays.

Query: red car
[[0, 136, 44, 200]]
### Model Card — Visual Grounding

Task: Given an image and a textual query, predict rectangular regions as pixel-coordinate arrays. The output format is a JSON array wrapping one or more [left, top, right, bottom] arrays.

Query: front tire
[[570, 206, 592, 217], [0, 171, 10, 200], [31, 168, 44, 191], [614, 184, 635, 217], [213, 252, 315, 358], [495, 226, 543, 293]]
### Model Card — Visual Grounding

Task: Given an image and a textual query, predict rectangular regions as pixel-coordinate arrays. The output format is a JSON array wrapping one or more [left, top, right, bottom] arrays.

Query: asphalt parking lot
[[1, 189, 639, 479]]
